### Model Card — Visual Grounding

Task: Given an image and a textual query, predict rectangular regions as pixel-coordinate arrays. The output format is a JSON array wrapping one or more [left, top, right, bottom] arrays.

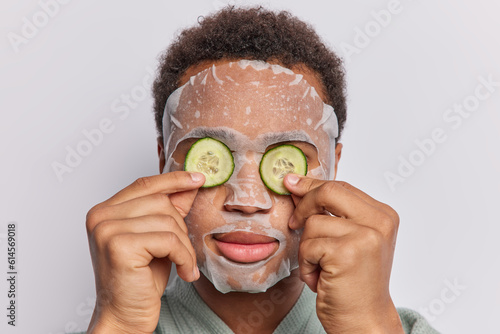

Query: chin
[[198, 243, 299, 294]]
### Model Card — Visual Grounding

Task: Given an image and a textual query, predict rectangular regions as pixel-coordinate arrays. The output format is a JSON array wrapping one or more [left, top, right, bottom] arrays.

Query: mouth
[[212, 231, 279, 264]]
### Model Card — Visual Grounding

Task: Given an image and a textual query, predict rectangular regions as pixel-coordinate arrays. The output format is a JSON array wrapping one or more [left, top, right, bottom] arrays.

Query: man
[[84, 7, 437, 333]]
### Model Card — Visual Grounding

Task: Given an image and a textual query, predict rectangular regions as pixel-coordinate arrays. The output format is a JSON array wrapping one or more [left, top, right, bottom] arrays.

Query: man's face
[[163, 60, 337, 293]]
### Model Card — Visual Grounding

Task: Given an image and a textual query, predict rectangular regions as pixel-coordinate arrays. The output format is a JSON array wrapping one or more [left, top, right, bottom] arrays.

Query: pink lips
[[213, 232, 279, 263]]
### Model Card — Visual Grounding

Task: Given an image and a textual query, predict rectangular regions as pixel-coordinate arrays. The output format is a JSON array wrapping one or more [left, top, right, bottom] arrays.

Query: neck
[[193, 270, 304, 334]]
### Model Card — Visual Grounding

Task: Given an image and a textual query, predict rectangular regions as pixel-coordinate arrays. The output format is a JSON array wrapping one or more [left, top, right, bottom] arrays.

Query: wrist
[[87, 308, 152, 334], [321, 300, 404, 334], [359, 305, 404, 334]]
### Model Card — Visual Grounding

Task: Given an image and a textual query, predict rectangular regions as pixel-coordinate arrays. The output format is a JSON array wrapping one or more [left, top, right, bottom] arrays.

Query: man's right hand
[[85, 171, 205, 334]]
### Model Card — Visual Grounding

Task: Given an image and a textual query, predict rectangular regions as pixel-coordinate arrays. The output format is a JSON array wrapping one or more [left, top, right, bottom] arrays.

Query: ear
[[332, 143, 343, 180], [157, 137, 166, 174]]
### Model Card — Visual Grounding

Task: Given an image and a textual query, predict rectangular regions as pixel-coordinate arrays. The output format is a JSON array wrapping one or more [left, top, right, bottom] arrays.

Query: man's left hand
[[284, 174, 404, 334]]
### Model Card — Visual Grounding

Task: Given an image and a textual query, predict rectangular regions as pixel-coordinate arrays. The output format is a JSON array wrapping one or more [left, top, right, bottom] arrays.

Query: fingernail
[[191, 172, 204, 183], [287, 174, 299, 186], [288, 215, 296, 228]]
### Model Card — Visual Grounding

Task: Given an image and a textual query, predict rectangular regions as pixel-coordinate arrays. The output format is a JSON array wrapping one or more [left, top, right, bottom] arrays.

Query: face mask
[[162, 60, 338, 293]]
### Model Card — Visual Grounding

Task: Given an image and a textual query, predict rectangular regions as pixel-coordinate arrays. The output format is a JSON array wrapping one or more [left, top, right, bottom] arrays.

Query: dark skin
[[85, 60, 404, 333]]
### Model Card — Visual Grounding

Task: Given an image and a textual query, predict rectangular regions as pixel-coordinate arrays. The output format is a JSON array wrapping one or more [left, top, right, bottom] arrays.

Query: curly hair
[[152, 6, 347, 140]]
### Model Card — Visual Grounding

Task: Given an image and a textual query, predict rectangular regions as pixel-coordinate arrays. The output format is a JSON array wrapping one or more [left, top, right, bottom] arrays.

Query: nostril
[[223, 180, 273, 212], [224, 199, 272, 211], [224, 203, 270, 214]]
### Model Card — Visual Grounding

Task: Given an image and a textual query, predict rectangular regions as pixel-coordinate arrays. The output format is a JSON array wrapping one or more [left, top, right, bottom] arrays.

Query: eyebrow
[[181, 127, 236, 141], [259, 131, 313, 145]]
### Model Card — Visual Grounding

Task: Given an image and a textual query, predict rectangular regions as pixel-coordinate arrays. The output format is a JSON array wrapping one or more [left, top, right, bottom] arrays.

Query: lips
[[212, 231, 279, 263]]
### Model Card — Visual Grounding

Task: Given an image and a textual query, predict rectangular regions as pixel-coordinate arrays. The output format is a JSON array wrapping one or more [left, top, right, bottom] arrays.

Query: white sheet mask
[[198, 218, 300, 293], [225, 150, 273, 210], [162, 60, 339, 177], [161, 60, 339, 293]]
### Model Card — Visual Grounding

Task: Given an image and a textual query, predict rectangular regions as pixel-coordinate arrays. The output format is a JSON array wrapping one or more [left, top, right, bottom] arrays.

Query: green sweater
[[154, 276, 439, 334], [73, 276, 438, 333]]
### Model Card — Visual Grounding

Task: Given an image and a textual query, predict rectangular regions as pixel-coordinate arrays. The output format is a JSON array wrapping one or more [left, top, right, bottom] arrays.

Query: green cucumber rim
[[259, 144, 308, 195], [184, 137, 235, 187]]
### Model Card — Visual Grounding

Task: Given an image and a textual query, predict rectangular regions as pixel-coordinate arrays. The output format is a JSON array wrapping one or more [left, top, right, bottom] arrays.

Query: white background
[[1, 0, 499, 333]]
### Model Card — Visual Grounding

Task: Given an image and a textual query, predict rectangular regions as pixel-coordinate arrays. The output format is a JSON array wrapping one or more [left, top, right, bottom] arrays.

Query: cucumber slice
[[259, 145, 308, 195], [184, 137, 234, 187]]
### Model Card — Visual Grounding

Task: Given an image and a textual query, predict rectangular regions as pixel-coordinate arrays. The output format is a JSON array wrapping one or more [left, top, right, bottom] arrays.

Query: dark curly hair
[[152, 6, 347, 140]]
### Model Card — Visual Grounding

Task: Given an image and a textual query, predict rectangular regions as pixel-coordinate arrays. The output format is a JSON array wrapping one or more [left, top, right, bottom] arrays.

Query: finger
[[290, 194, 301, 207], [332, 181, 400, 224], [286, 176, 372, 229], [105, 172, 205, 206], [301, 215, 357, 240], [109, 231, 199, 282], [298, 237, 334, 292], [149, 257, 174, 295], [93, 193, 188, 234], [284, 174, 326, 197], [305, 182, 399, 239], [298, 216, 360, 292], [168, 188, 200, 218], [91, 215, 196, 264]]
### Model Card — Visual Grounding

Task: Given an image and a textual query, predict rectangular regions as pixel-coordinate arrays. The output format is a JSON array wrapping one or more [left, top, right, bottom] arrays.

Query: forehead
[[164, 60, 336, 154]]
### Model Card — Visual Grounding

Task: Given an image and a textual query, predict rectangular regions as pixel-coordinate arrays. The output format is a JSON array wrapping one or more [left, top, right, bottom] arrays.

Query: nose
[[224, 181, 273, 213], [223, 152, 273, 214]]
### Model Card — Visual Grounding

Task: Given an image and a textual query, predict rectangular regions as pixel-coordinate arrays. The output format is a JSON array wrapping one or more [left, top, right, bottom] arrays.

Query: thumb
[[169, 173, 205, 217], [283, 174, 327, 197]]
